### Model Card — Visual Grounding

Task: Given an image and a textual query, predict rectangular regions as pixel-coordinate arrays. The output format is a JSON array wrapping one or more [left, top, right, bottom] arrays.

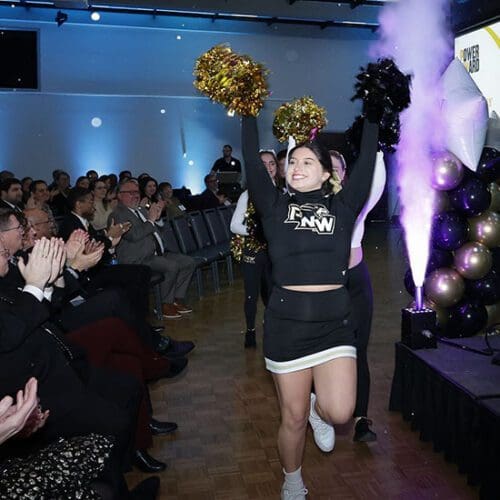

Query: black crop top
[[243, 116, 379, 286]]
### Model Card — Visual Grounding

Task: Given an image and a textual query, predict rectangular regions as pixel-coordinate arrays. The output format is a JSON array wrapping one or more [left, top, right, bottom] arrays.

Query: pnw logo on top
[[285, 203, 336, 235]]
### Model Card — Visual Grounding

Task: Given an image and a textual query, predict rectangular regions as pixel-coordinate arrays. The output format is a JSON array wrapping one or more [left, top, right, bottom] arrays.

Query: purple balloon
[[476, 147, 500, 183], [432, 211, 469, 251], [443, 300, 487, 338], [449, 177, 491, 217], [466, 269, 500, 305], [431, 152, 464, 191]]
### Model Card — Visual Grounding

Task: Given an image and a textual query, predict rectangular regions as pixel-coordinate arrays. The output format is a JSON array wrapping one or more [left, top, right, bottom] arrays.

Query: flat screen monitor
[[0, 29, 38, 90]]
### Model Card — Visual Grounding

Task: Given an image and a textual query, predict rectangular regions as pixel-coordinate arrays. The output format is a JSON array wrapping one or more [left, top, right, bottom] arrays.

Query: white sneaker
[[281, 485, 308, 500], [308, 393, 335, 452]]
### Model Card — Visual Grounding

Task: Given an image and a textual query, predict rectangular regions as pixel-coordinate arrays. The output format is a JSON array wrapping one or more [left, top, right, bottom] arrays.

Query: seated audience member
[[47, 169, 62, 191], [0, 178, 23, 212], [91, 180, 115, 231], [0, 378, 160, 499], [86, 169, 99, 183], [159, 182, 187, 220], [110, 180, 197, 319], [276, 149, 288, 191], [21, 177, 33, 205], [108, 173, 118, 189], [0, 170, 14, 181], [212, 144, 242, 173], [139, 176, 160, 208], [199, 173, 229, 210], [0, 238, 144, 475], [119, 170, 132, 182], [75, 176, 90, 190], [22, 208, 193, 363], [49, 171, 71, 216], [0, 235, 183, 475]]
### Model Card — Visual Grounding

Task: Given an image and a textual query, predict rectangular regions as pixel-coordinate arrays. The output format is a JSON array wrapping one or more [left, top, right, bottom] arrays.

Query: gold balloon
[[453, 241, 492, 279], [424, 267, 465, 308], [407, 298, 448, 327], [485, 301, 500, 327], [433, 189, 451, 213], [488, 182, 500, 212], [468, 210, 500, 248]]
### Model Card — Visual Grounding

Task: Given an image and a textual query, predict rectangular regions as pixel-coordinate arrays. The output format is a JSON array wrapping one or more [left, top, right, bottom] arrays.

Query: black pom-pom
[[351, 58, 411, 151]]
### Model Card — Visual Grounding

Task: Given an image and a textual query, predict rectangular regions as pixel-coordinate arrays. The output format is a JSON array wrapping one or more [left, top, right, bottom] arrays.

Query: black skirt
[[263, 287, 357, 374]]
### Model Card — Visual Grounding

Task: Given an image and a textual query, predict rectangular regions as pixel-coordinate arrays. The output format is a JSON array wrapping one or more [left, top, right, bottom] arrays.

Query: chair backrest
[[189, 211, 213, 250], [171, 215, 198, 254], [203, 208, 229, 244], [160, 219, 181, 253], [217, 206, 233, 237]]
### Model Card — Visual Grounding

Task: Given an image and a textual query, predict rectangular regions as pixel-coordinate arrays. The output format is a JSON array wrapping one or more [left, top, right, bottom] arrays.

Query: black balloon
[[466, 269, 500, 305], [491, 247, 500, 273], [404, 268, 415, 296], [476, 147, 500, 183], [443, 300, 488, 338], [427, 248, 454, 273], [449, 177, 491, 217], [432, 211, 469, 251]]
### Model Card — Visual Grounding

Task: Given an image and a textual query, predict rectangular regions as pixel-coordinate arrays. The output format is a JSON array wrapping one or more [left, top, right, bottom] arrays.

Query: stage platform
[[390, 335, 500, 499]]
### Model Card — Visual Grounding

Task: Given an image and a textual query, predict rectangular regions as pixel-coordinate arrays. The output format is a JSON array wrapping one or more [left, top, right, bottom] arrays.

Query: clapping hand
[[48, 238, 66, 285], [147, 202, 164, 222], [18, 238, 55, 290], [0, 378, 48, 445], [65, 230, 89, 262], [106, 219, 131, 247]]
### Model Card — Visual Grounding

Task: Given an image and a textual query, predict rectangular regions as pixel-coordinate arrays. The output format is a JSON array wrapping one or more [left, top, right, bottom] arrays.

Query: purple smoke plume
[[372, 0, 453, 287]]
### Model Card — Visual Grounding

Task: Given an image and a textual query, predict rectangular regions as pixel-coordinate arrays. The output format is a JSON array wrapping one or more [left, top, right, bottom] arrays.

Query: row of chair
[[151, 205, 236, 317]]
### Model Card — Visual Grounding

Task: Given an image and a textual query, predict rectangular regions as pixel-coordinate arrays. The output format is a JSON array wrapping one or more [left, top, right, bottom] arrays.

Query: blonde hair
[[328, 171, 343, 195]]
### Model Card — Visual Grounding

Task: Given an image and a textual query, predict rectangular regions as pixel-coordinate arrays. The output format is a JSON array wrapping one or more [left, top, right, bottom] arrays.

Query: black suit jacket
[[198, 189, 222, 210], [0, 199, 22, 212]]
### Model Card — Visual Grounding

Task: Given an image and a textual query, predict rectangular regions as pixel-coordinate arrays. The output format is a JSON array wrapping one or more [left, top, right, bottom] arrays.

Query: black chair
[[216, 205, 233, 239], [202, 208, 234, 284], [171, 215, 219, 294]]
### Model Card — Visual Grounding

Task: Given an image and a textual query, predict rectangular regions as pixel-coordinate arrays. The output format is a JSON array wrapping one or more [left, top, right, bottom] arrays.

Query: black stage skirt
[[263, 287, 357, 374]]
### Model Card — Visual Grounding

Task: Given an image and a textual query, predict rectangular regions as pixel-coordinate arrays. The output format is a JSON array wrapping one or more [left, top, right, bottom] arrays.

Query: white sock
[[283, 467, 305, 491]]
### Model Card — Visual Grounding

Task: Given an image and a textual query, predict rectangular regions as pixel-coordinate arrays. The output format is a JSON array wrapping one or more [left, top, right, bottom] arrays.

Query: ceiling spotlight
[[90, 11, 101, 22], [55, 10, 68, 27]]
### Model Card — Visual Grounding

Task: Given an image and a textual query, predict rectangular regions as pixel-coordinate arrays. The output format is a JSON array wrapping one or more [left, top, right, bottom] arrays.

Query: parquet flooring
[[127, 223, 479, 499]]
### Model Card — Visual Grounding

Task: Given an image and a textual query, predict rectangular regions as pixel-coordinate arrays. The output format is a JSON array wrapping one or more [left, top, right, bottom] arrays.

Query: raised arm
[[230, 190, 249, 236], [337, 119, 379, 215], [242, 116, 279, 215]]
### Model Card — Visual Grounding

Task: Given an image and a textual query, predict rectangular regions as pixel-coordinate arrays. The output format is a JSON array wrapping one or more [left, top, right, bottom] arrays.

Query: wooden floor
[[127, 223, 478, 499]]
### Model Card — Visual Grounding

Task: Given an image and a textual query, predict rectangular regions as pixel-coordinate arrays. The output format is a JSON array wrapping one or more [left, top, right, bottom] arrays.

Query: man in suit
[[110, 180, 196, 319], [198, 173, 229, 210], [0, 178, 23, 212]]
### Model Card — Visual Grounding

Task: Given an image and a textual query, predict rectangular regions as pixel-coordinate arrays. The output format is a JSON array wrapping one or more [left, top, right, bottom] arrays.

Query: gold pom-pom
[[272, 96, 327, 143], [193, 44, 269, 117]]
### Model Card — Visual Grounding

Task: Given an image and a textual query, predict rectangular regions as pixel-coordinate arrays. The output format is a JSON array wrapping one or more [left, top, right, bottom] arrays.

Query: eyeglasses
[[0, 224, 23, 233]]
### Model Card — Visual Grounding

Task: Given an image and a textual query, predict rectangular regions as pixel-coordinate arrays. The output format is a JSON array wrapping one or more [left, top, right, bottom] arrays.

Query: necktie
[[134, 209, 164, 255]]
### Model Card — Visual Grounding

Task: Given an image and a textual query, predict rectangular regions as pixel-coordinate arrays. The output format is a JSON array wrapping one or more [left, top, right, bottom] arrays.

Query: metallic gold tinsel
[[230, 202, 266, 262], [272, 96, 328, 143], [193, 45, 269, 117]]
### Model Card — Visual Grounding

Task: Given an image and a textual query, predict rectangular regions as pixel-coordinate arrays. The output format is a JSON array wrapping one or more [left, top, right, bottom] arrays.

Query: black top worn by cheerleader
[[243, 116, 379, 287]]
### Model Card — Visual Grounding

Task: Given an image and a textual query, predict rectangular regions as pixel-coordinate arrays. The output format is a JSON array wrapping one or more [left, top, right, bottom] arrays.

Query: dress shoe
[[174, 301, 193, 314], [133, 449, 167, 473], [165, 357, 188, 378], [130, 476, 160, 500], [161, 337, 195, 359], [353, 417, 377, 442], [162, 303, 181, 319], [150, 418, 178, 435]]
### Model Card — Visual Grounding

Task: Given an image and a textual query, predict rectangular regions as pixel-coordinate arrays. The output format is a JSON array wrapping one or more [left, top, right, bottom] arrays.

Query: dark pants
[[241, 250, 272, 330], [66, 318, 171, 450], [346, 260, 373, 418], [56, 287, 162, 350], [87, 264, 151, 321]]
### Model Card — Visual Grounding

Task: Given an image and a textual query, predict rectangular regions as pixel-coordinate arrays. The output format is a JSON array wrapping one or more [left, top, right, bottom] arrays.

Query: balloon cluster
[[346, 58, 412, 158], [193, 44, 269, 117], [272, 96, 327, 144], [405, 147, 500, 337]]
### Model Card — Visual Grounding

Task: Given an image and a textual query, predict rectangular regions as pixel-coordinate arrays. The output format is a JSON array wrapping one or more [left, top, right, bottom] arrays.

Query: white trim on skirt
[[265, 345, 357, 374]]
